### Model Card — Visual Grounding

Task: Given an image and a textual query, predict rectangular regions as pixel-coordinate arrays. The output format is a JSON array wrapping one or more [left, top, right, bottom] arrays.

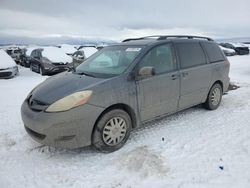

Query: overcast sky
[[0, 0, 250, 44]]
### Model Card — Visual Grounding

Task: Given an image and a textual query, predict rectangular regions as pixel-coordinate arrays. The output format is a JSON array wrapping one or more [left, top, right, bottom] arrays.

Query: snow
[[0, 49, 16, 69], [59, 44, 77, 54], [26, 46, 39, 56], [42, 47, 72, 64], [1, 55, 250, 188], [80, 47, 98, 58]]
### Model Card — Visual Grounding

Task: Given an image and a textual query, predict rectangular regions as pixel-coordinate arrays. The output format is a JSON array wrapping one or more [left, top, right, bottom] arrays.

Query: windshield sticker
[[126, 48, 141, 52]]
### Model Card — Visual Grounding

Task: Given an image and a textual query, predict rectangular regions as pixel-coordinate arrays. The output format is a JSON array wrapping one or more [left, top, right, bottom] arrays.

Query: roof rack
[[122, 35, 214, 42]]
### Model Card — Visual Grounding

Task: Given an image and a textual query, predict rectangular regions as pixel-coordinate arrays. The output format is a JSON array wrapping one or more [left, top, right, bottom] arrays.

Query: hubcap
[[102, 117, 127, 146], [211, 87, 221, 106]]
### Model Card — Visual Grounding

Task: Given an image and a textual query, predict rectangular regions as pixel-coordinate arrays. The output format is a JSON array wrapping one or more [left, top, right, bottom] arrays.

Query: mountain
[[0, 34, 117, 46]]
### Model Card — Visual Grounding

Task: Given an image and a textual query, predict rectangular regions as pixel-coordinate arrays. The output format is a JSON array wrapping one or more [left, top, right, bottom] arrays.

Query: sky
[[0, 0, 250, 44]]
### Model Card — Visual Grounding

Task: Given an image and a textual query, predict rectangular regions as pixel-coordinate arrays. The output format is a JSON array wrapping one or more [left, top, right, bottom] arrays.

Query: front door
[[30, 50, 41, 72], [136, 43, 180, 122]]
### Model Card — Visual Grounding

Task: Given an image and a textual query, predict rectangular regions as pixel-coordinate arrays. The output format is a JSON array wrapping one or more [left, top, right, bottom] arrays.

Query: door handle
[[171, 74, 179, 80]]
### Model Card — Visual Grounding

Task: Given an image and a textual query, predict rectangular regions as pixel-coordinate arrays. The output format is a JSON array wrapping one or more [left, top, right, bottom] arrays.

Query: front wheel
[[30, 63, 33, 71], [92, 109, 132, 153], [39, 66, 45, 76], [204, 83, 222, 110]]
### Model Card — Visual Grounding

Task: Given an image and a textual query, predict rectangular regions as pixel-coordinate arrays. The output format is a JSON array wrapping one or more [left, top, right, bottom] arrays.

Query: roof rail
[[122, 35, 213, 42], [122, 36, 160, 42]]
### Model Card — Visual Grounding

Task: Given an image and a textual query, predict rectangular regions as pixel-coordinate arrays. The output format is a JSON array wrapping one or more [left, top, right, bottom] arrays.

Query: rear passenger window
[[176, 42, 206, 69], [203, 42, 225, 63]]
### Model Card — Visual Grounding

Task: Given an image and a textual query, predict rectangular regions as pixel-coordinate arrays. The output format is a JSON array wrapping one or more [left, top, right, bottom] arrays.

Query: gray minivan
[[21, 36, 230, 152]]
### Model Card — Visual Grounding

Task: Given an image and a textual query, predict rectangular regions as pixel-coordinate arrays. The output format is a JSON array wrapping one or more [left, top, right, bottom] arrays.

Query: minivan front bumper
[[21, 100, 104, 149], [0, 66, 18, 79]]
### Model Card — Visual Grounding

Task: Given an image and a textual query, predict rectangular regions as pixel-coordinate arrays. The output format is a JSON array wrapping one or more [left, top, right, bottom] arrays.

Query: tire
[[92, 109, 132, 153], [30, 63, 33, 71], [204, 83, 222, 110], [39, 66, 45, 76]]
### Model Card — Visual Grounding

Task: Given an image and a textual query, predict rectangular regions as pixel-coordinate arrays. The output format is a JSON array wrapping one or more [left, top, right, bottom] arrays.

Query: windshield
[[75, 46, 143, 78]]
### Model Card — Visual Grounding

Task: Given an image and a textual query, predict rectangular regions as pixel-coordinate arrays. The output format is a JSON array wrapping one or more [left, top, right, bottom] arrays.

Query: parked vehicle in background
[[219, 45, 236, 56], [21, 47, 40, 67], [78, 46, 98, 57], [0, 50, 19, 79], [220, 43, 249, 55], [29, 47, 73, 75], [21, 35, 230, 152], [72, 46, 98, 67], [72, 50, 85, 67], [243, 43, 250, 49], [5, 46, 24, 64]]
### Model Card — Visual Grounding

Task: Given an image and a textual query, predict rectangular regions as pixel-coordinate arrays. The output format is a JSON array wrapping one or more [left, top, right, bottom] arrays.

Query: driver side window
[[30, 50, 36, 58], [31, 50, 40, 59], [138, 43, 176, 75]]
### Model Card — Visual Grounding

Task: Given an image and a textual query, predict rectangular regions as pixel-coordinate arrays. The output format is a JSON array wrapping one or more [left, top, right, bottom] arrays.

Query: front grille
[[52, 63, 68, 66], [25, 126, 46, 140], [27, 95, 49, 112]]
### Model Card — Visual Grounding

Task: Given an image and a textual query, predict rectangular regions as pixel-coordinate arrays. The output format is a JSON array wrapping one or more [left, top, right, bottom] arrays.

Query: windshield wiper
[[75, 71, 96, 77]]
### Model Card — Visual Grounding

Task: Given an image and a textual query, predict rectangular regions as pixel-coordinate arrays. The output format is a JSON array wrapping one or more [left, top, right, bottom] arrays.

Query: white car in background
[[0, 49, 19, 79], [219, 45, 236, 56]]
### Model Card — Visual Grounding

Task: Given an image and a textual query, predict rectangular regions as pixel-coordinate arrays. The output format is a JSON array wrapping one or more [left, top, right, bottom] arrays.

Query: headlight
[[45, 90, 92, 112]]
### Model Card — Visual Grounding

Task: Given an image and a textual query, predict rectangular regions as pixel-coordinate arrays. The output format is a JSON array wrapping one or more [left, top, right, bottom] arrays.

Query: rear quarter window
[[203, 42, 225, 63], [176, 42, 206, 69]]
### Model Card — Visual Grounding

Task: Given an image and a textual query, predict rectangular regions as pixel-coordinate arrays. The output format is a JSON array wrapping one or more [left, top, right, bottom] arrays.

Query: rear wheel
[[204, 83, 222, 110], [92, 109, 132, 153]]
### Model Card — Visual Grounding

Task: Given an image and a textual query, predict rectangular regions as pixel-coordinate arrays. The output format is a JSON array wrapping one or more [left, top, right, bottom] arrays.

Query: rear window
[[176, 42, 206, 69], [203, 42, 225, 63]]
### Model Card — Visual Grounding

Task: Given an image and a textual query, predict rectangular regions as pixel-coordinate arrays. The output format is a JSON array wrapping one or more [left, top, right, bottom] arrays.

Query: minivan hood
[[31, 71, 107, 104]]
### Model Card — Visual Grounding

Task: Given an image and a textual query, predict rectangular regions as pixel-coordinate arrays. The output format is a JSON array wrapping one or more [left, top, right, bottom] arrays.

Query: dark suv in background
[[22, 35, 230, 152], [29, 47, 72, 75]]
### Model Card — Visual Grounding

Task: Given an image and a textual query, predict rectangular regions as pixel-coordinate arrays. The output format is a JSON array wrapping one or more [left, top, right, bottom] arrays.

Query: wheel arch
[[94, 103, 137, 129], [213, 80, 223, 92], [203, 80, 224, 103]]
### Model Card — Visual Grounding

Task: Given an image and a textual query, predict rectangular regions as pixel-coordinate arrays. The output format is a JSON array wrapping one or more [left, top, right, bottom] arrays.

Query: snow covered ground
[[1, 55, 250, 188]]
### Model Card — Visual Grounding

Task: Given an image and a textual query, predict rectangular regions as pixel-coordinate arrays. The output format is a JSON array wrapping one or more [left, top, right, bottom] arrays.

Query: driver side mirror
[[138, 66, 155, 78]]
